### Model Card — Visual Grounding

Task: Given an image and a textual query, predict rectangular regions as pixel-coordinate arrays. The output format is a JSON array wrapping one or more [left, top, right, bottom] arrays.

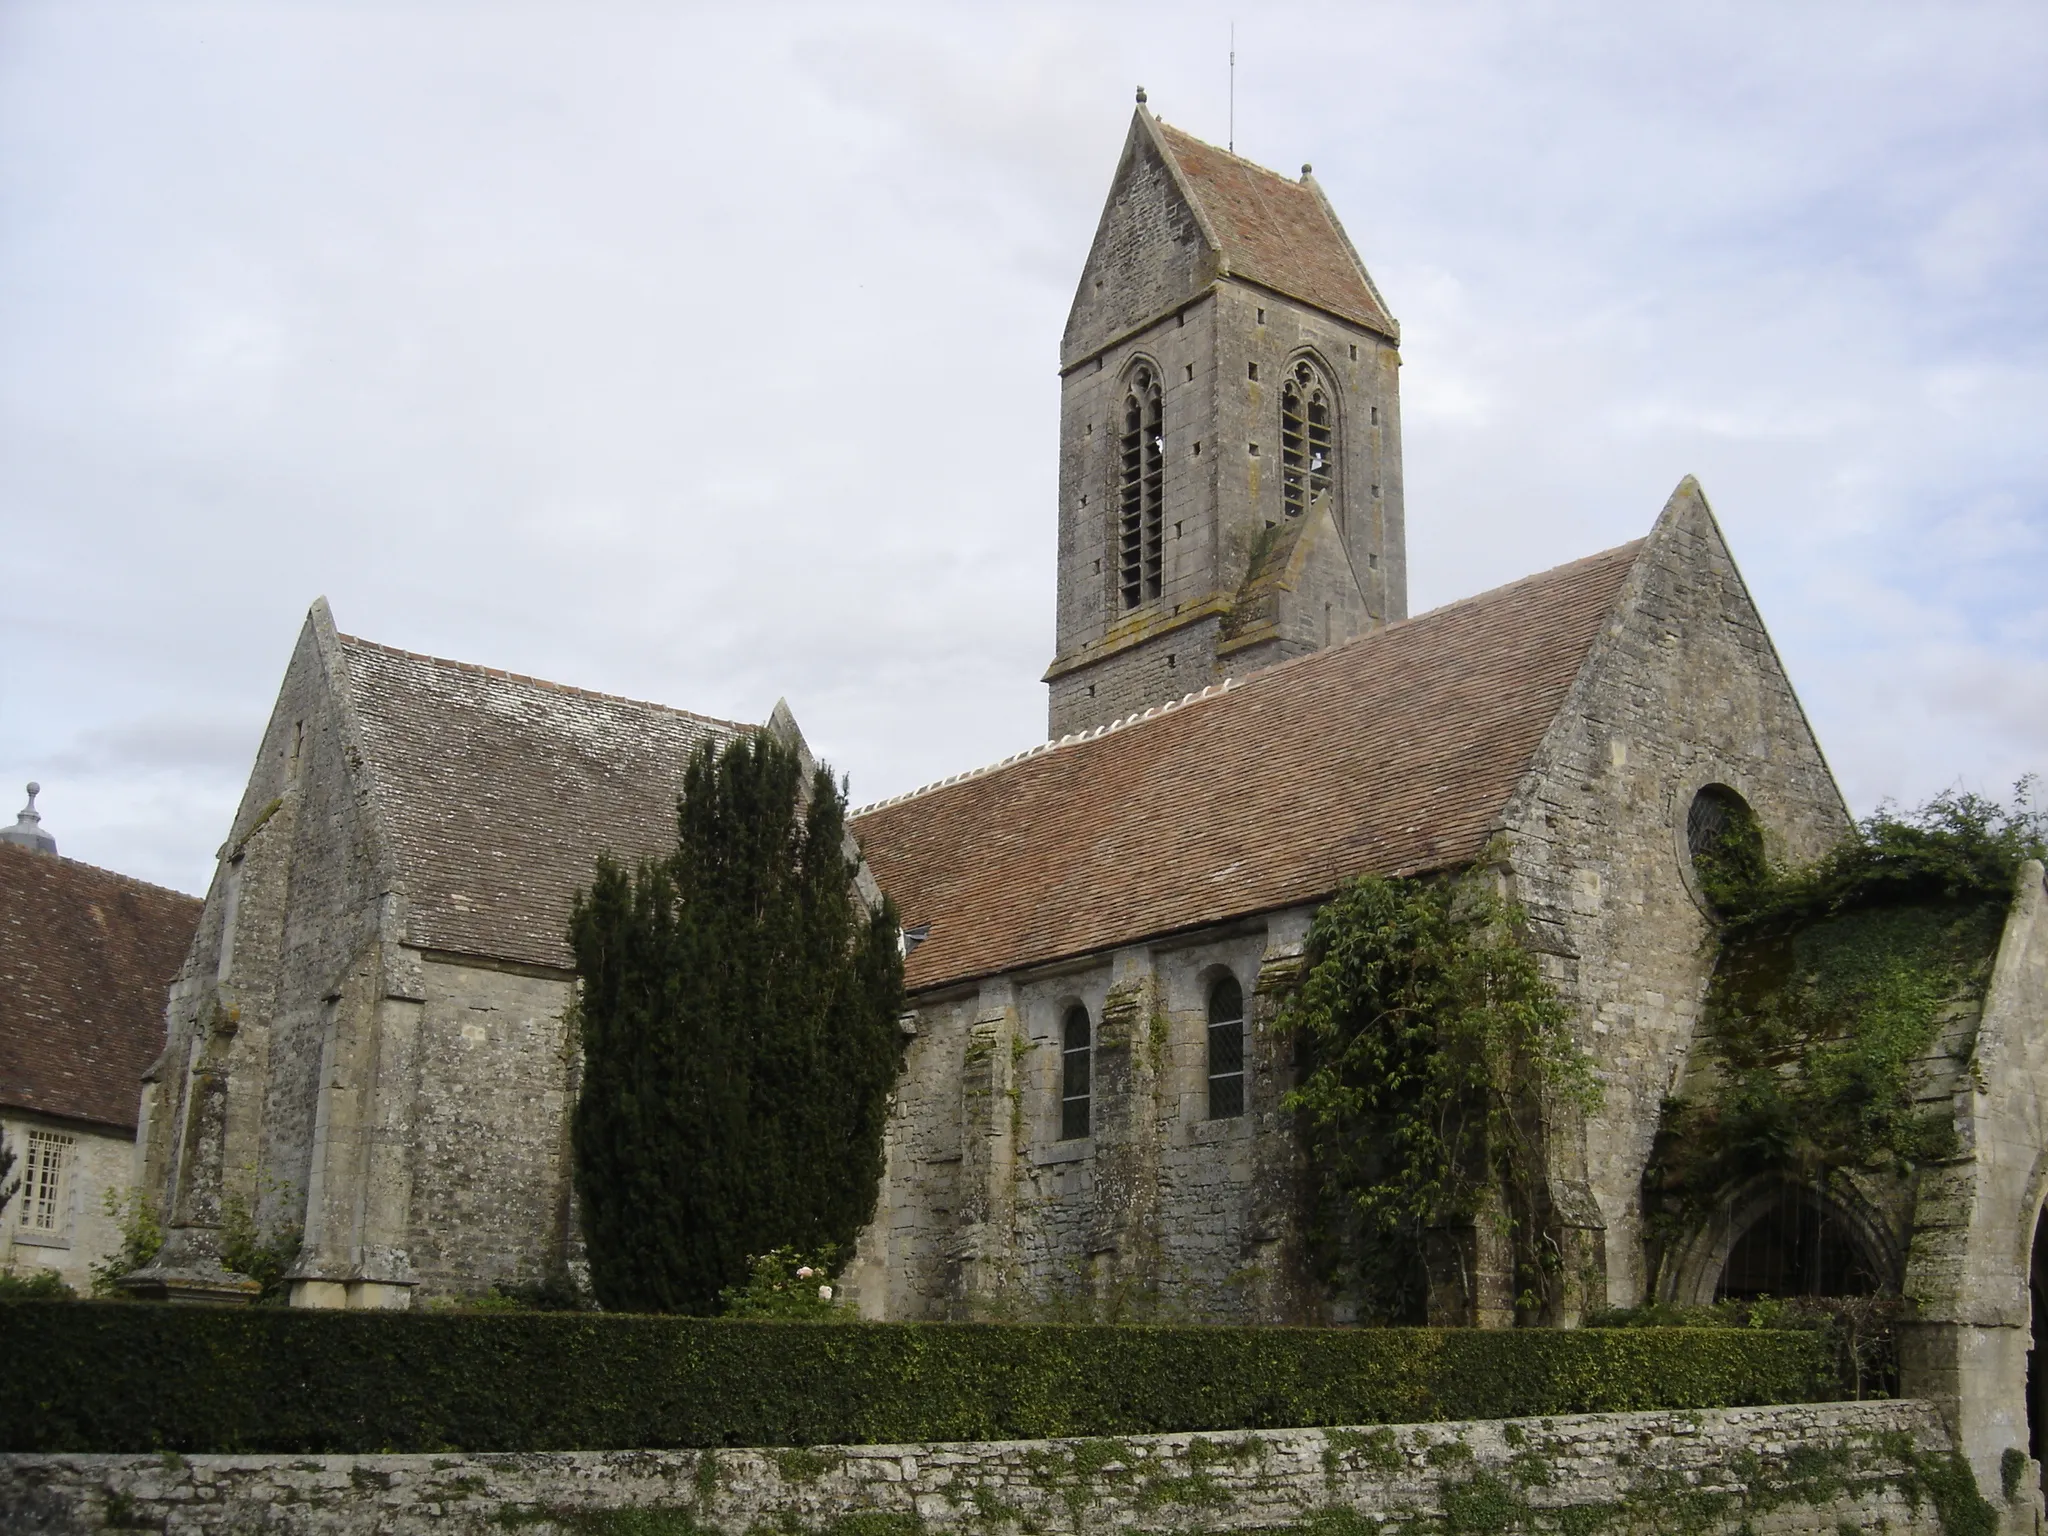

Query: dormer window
[[1281, 360, 1335, 518]]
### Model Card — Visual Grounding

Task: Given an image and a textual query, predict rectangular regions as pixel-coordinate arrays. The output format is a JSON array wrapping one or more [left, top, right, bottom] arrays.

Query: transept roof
[[337, 637, 745, 972]]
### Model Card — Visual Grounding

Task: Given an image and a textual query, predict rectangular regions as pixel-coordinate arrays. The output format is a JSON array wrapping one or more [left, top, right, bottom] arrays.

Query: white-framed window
[[17, 1129, 74, 1233]]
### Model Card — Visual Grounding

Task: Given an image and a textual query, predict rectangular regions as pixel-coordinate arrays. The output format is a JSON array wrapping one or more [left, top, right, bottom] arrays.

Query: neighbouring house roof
[[853, 540, 1643, 994], [0, 844, 201, 1133], [337, 637, 748, 973], [1153, 119, 1396, 338]]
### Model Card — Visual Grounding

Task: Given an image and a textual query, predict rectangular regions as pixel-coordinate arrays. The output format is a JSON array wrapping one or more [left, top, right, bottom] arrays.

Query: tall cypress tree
[[570, 732, 905, 1314]]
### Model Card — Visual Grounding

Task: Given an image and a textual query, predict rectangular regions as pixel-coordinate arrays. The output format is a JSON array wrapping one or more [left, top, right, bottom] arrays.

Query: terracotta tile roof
[[338, 638, 747, 972], [854, 541, 1643, 994], [1155, 120, 1396, 337], [0, 845, 201, 1132]]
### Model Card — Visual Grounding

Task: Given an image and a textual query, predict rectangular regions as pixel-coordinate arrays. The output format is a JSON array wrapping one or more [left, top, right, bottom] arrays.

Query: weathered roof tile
[[1155, 120, 1395, 336], [854, 541, 1641, 993], [338, 638, 746, 972], [0, 846, 200, 1132]]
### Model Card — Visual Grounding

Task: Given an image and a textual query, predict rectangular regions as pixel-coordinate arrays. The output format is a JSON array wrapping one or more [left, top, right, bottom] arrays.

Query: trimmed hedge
[[0, 1301, 1831, 1454]]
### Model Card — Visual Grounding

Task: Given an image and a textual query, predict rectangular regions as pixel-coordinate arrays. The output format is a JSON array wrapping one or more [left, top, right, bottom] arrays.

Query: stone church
[[124, 101, 2048, 1492]]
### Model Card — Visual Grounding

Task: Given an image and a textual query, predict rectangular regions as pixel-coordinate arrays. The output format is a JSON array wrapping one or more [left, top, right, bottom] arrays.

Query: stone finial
[[0, 781, 56, 856], [1301, 163, 1313, 176], [1135, 86, 1147, 104]]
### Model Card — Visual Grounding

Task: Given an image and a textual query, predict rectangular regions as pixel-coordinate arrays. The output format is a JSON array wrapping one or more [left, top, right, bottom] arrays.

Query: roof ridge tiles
[[0, 841, 204, 903], [848, 539, 1641, 823], [848, 680, 1238, 818], [336, 632, 751, 732], [852, 535, 1649, 992]]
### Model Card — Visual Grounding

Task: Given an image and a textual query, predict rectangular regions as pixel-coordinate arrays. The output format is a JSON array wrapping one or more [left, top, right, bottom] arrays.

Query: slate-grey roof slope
[[0, 844, 201, 1132], [338, 637, 746, 972], [854, 541, 1643, 994]]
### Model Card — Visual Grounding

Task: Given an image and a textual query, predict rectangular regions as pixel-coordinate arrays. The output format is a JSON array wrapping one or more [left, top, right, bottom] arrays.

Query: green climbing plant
[[1280, 864, 1597, 1323], [89, 1187, 164, 1297], [1648, 787, 2047, 1239]]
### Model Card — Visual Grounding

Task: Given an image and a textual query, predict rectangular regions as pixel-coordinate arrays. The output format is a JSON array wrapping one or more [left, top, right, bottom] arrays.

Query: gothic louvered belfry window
[[1118, 366, 1165, 608], [1207, 976, 1245, 1119], [1281, 359, 1335, 518], [1061, 1005, 1093, 1140]]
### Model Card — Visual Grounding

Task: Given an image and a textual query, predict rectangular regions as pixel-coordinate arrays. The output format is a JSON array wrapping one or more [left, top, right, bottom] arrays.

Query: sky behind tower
[[2, 1, 2044, 895]]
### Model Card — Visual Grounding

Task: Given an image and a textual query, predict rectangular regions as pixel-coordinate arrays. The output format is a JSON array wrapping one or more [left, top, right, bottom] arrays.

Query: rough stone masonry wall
[[0, 1401, 1994, 1536], [137, 609, 409, 1302], [403, 956, 579, 1300], [1902, 861, 2048, 1504], [1498, 485, 1852, 1310], [851, 913, 1316, 1324]]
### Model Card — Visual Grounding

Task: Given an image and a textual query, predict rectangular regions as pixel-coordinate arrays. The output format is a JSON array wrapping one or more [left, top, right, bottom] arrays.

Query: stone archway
[[1659, 1175, 1899, 1307], [1714, 1188, 1887, 1301], [2031, 1203, 2048, 1465]]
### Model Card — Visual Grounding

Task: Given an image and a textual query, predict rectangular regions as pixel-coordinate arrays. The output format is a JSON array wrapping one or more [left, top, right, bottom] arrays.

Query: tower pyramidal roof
[[1145, 112, 1397, 340]]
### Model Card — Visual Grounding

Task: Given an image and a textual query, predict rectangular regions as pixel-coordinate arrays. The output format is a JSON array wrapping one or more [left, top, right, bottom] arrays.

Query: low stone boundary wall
[[0, 1400, 1989, 1535]]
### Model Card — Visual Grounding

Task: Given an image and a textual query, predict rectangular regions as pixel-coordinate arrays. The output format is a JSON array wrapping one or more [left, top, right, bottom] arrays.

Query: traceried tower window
[[16, 1129, 73, 1233], [1061, 1004, 1093, 1140], [1118, 365, 1165, 608], [1207, 976, 1246, 1119], [1281, 359, 1335, 519]]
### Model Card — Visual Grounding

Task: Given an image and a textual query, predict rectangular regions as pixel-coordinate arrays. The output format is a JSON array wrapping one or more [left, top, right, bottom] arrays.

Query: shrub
[[1588, 1294, 1900, 1401], [0, 1269, 71, 1300], [88, 1188, 163, 1298], [0, 1302, 1832, 1454], [571, 732, 905, 1315], [719, 1246, 852, 1320]]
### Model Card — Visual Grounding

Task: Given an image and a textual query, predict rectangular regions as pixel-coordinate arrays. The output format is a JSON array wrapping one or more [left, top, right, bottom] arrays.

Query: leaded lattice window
[[1118, 366, 1164, 608], [1207, 976, 1245, 1119], [1281, 359, 1334, 518], [1687, 785, 1742, 861], [1061, 1004, 1092, 1140], [17, 1129, 73, 1232]]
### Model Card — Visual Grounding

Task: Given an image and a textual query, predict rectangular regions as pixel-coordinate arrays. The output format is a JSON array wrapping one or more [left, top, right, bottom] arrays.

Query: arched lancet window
[[1118, 365, 1164, 608], [1207, 976, 1245, 1119], [1061, 1004, 1092, 1140], [1687, 784, 1765, 913], [1714, 1191, 1883, 1302], [1281, 359, 1335, 519]]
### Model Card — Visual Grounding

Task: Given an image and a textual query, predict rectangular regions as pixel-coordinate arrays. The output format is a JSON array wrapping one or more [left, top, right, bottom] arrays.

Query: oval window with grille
[[1686, 784, 1764, 915]]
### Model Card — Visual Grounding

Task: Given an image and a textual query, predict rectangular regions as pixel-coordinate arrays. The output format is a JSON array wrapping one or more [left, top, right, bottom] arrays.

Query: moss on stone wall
[[1647, 792, 2043, 1284]]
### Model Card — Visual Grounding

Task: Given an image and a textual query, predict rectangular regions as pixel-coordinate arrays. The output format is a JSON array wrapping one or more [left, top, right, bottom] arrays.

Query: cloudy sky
[[3, 2, 2043, 896]]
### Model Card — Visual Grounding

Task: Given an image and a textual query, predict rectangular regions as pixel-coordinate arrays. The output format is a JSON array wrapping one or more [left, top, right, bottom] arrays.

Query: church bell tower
[[1045, 95, 1407, 739]]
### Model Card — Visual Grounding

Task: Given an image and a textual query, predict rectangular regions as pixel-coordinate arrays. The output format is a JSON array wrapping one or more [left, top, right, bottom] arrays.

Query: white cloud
[[1, 0, 2044, 892]]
